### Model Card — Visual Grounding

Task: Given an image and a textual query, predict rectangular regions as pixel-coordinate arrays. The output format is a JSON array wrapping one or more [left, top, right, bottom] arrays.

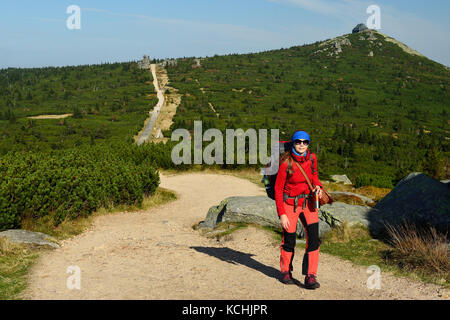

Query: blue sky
[[1, 0, 449, 68]]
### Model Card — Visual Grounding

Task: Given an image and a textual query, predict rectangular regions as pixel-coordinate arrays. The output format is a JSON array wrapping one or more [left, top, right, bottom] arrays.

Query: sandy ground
[[22, 173, 449, 300], [27, 113, 73, 119], [152, 65, 181, 136]]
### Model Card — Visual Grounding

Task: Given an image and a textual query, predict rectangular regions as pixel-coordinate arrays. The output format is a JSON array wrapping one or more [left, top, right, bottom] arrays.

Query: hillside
[[0, 28, 448, 186], [0, 62, 157, 154], [164, 28, 449, 184]]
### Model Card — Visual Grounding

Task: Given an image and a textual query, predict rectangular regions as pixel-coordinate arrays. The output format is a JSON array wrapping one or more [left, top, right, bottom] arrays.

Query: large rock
[[330, 174, 353, 185], [199, 196, 372, 238], [318, 202, 372, 235], [352, 23, 368, 33], [199, 196, 305, 236], [0, 229, 60, 248], [367, 172, 450, 235]]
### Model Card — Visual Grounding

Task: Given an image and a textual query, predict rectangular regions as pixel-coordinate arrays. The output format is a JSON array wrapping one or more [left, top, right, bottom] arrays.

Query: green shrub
[[0, 140, 160, 230], [355, 173, 394, 189]]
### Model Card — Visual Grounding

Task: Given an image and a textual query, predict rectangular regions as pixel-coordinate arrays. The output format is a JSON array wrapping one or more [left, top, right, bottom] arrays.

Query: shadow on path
[[190, 246, 304, 287]]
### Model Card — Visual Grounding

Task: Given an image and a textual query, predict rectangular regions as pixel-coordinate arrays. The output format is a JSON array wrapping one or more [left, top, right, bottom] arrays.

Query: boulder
[[352, 23, 368, 33], [367, 172, 450, 235], [199, 196, 372, 238], [330, 174, 353, 185], [0, 229, 60, 248], [199, 196, 306, 236]]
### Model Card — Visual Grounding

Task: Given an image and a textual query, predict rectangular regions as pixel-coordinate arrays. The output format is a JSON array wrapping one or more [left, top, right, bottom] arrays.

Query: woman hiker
[[274, 130, 323, 290]]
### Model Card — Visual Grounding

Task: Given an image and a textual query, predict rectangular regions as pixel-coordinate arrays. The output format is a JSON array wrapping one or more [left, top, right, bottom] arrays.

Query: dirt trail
[[23, 173, 448, 300], [136, 64, 165, 145]]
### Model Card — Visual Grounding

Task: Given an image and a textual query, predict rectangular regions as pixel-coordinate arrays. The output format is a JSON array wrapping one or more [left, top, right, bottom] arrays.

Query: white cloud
[[82, 7, 289, 45]]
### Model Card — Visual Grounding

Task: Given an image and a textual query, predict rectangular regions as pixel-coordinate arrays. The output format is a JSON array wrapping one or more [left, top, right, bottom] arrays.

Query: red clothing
[[275, 151, 323, 217]]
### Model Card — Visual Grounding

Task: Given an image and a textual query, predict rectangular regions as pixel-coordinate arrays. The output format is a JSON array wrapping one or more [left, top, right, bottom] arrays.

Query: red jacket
[[275, 151, 323, 216]]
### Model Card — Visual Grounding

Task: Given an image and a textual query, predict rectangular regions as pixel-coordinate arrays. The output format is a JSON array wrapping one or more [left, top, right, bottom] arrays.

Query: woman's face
[[294, 139, 309, 154]]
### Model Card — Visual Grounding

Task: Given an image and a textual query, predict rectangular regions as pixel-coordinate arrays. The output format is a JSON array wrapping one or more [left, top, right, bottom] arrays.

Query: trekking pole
[[315, 191, 320, 210]]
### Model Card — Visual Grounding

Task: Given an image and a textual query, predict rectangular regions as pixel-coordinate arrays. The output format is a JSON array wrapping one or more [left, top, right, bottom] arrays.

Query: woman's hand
[[280, 214, 290, 230], [313, 185, 323, 198]]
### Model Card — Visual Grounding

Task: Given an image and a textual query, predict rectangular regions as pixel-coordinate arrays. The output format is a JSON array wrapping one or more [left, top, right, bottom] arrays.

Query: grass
[[314, 221, 448, 288], [383, 221, 449, 283], [0, 238, 40, 300], [0, 186, 177, 300]]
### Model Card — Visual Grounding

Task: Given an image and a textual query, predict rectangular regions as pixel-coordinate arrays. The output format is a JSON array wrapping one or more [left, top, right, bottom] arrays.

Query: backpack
[[262, 141, 315, 200]]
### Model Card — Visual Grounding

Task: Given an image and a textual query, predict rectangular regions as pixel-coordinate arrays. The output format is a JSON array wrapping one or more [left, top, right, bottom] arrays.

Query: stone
[[352, 23, 368, 33], [330, 174, 353, 185], [318, 36, 351, 57], [199, 196, 304, 237], [318, 202, 372, 235], [0, 229, 60, 248], [199, 196, 372, 238], [366, 172, 450, 235]]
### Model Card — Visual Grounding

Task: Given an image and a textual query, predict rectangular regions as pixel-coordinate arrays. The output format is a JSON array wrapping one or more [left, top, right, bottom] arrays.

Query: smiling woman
[[275, 130, 324, 289]]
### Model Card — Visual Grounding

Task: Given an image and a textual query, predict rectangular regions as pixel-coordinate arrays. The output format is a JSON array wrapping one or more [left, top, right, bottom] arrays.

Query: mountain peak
[[315, 27, 424, 59]]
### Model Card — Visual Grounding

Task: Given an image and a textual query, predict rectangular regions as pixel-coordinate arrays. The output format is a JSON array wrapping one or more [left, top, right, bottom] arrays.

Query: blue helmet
[[292, 130, 310, 142]]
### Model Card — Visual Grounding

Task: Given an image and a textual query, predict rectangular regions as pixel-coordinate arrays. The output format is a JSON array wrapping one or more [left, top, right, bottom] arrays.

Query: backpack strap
[[310, 152, 315, 175]]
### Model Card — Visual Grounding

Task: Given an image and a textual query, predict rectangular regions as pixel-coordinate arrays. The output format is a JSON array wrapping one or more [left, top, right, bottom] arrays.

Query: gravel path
[[137, 64, 165, 145], [22, 173, 449, 300]]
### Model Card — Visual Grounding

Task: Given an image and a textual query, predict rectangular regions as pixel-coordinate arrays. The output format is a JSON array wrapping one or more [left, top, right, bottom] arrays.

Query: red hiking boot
[[304, 274, 320, 289], [280, 271, 295, 285]]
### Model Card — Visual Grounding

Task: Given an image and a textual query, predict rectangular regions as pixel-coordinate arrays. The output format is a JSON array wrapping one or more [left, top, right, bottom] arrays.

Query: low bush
[[0, 140, 161, 230], [355, 173, 394, 189]]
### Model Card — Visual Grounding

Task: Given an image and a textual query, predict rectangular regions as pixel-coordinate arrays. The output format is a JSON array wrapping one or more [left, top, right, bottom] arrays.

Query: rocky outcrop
[[161, 59, 178, 67], [199, 196, 371, 238], [318, 36, 351, 57], [367, 172, 450, 235], [330, 174, 353, 185], [352, 23, 368, 33], [138, 55, 151, 70], [0, 229, 60, 248], [199, 196, 305, 233]]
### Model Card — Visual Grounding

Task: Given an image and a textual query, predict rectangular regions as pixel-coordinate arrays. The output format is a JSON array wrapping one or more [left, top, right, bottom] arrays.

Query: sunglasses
[[294, 139, 309, 146]]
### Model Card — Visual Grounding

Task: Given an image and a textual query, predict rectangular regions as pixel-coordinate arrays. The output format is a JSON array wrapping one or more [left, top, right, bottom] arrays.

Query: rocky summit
[[352, 23, 368, 33]]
